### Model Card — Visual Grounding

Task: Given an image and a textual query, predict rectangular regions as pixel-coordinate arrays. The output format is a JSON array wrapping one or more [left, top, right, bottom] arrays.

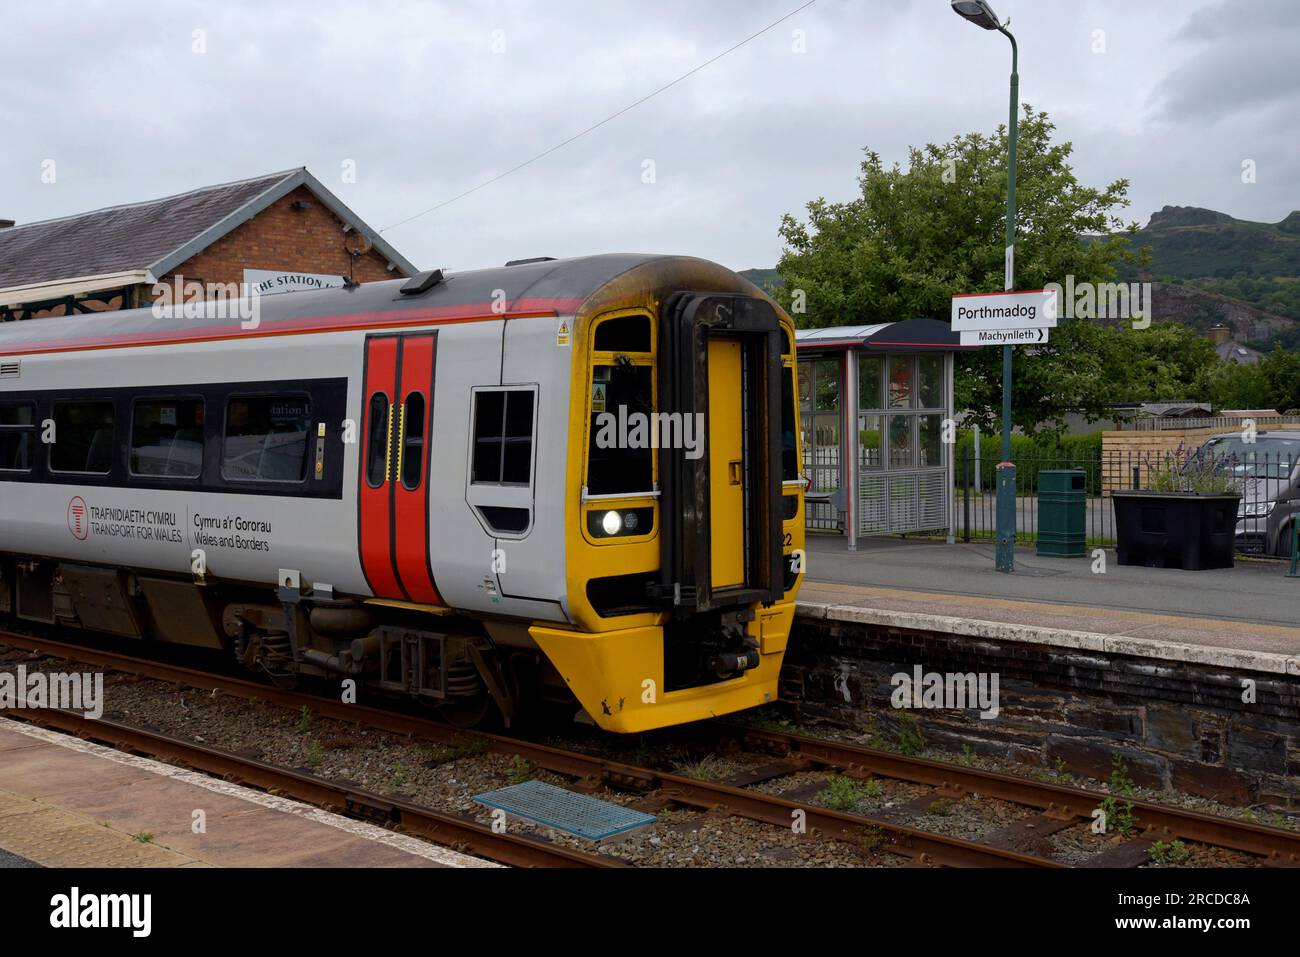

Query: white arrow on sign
[[959, 327, 1050, 346], [951, 289, 1059, 331]]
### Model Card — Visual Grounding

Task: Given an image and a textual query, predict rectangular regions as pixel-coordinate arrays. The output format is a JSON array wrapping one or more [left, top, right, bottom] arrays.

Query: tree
[[1196, 359, 1271, 411], [1259, 348, 1300, 412], [775, 106, 1159, 433]]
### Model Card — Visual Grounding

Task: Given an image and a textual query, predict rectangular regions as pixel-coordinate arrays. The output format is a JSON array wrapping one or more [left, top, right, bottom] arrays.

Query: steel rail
[[713, 724, 1300, 866]]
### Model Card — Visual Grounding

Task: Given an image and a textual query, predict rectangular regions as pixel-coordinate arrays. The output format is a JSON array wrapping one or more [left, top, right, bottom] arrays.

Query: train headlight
[[587, 507, 655, 539]]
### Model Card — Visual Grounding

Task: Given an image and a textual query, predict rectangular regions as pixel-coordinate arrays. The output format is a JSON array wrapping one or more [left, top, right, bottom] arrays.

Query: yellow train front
[[536, 256, 805, 731]]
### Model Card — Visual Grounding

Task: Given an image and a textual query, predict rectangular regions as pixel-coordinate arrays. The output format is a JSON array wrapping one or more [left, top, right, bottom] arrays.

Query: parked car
[[1188, 430, 1300, 556]]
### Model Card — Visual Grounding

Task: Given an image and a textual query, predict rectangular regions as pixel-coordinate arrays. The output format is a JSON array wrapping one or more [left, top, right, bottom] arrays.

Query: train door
[[658, 294, 785, 613], [708, 337, 746, 589], [358, 332, 441, 603]]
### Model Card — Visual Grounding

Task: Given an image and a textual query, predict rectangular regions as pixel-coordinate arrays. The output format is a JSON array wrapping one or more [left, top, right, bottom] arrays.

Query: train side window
[[400, 393, 426, 490], [49, 401, 115, 474], [130, 398, 204, 478], [222, 394, 312, 482], [467, 386, 537, 538], [471, 389, 535, 486], [366, 393, 390, 487], [0, 402, 37, 472]]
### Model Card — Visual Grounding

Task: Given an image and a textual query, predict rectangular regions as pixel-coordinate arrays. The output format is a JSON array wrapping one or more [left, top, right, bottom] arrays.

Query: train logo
[[67, 496, 89, 541]]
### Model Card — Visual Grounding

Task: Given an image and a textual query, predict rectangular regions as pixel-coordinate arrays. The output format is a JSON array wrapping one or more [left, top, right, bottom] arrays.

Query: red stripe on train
[[0, 297, 585, 358]]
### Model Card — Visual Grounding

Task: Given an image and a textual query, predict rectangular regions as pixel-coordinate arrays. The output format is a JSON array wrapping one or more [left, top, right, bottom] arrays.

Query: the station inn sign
[[243, 268, 346, 297]]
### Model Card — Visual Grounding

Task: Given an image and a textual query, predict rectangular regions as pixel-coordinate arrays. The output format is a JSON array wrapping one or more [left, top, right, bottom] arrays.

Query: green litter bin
[[1037, 469, 1087, 557]]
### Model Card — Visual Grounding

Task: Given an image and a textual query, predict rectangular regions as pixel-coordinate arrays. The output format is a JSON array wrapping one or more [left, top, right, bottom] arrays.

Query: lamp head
[[951, 0, 1002, 30]]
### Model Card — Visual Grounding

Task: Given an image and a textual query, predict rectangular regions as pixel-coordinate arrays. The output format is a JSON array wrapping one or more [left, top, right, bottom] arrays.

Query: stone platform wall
[[785, 616, 1300, 810]]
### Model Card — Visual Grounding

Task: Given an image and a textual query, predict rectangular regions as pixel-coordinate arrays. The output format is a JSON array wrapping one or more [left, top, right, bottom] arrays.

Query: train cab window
[[222, 395, 312, 482], [49, 401, 115, 474], [365, 394, 390, 487], [0, 402, 37, 472], [130, 399, 204, 478], [781, 367, 798, 482], [400, 393, 426, 490], [594, 315, 651, 352], [586, 363, 653, 495], [471, 389, 535, 485]]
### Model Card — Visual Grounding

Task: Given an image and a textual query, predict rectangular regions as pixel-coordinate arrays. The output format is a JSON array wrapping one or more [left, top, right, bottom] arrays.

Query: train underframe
[[0, 555, 775, 730], [0, 556, 571, 728]]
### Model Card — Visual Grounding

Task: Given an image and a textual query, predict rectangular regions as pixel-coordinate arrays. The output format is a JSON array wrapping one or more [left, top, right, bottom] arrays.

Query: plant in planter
[[1112, 446, 1241, 570]]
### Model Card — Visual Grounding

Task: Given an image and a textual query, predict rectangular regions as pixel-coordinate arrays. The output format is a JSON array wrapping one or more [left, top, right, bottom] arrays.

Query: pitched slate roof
[[0, 168, 417, 298]]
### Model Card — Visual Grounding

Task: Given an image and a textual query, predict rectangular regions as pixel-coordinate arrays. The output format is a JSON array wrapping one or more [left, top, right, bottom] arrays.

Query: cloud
[[2, 0, 1296, 276]]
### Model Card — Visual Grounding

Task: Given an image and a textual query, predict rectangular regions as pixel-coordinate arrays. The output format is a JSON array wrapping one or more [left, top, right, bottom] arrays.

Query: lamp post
[[952, 0, 1019, 573]]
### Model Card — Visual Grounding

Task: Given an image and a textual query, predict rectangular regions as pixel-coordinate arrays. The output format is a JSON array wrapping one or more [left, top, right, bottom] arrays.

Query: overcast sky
[[2, 0, 1296, 274]]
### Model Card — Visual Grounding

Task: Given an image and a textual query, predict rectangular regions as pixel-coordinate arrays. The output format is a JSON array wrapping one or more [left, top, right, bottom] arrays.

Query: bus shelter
[[795, 318, 968, 550]]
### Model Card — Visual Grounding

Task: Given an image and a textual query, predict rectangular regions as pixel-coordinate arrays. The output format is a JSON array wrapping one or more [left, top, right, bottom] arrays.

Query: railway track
[[4, 629, 1297, 868], [695, 723, 1300, 867]]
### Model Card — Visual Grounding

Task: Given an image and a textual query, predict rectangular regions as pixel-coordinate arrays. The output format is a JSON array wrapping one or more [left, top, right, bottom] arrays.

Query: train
[[0, 254, 805, 732]]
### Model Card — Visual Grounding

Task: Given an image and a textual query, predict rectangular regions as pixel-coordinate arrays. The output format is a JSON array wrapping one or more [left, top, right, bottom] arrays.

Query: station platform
[[801, 536, 1300, 675], [0, 718, 495, 868]]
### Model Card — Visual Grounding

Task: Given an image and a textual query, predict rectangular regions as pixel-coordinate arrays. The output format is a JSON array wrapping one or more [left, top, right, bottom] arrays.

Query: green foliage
[[776, 107, 1149, 432], [1149, 839, 1191, 867], [954, 429, 1102, 491], [1197, 359, 1273, 410], [671, 753, 727, 781], [1117, 208, 1300, 284], [926, 797, 956, 816], [1259, 347, 1300, 412], [817, 776, 864, 811], [894, 713, 926, 756], [509, 755, 533, 784], [1145, 450, 1238, 494], [1189, 276, 1300, 326], [771, 109, 1297, 431], [1098, 795, 1138, 837], [1109, 754, 1136, 796], [1193, 345, 1300, 412], [295, 705, 313, 736]]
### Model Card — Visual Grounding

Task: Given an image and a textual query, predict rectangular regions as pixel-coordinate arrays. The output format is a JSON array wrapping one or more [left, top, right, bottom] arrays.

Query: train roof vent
[[0, 360, 19, 379], [399, 269, 445, 296], [505, 256, 556, 267]]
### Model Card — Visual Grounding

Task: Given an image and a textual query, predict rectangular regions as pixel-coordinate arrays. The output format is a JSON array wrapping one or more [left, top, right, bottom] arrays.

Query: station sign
[[950, 289, 1058, 332], [959, 327, 1049, 346], [244, 269, 347, 297]]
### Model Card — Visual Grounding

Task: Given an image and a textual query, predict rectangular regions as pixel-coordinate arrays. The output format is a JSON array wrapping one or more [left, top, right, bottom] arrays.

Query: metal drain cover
[[474, 780, 656, 842]]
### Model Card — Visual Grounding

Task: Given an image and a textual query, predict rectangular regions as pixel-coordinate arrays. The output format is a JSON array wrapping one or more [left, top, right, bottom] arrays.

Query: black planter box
[[1111, 491, 1240, 570]]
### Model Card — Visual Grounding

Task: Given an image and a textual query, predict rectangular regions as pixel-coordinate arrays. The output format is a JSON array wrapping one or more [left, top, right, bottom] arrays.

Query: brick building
[[0, 168, 417, 321]]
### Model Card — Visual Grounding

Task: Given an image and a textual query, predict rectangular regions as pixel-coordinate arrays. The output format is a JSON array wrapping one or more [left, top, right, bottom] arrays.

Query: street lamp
[[951, 0, 1020, 574]]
